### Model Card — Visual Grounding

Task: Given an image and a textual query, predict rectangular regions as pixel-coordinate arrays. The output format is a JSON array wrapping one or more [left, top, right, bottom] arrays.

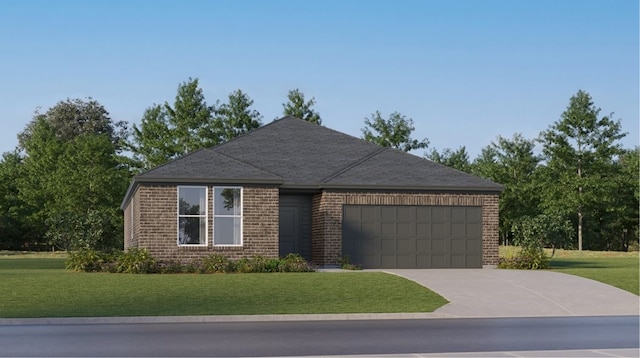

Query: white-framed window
[[177, 186, 208, 246], [213, 187, 242, 246]]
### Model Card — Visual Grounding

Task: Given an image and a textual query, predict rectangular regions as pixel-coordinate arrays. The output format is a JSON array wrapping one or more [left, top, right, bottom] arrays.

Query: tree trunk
[[578, 211, 583, 251]]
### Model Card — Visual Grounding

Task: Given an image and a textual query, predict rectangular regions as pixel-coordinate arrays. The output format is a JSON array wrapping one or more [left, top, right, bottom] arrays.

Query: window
[[213, 187, 242, 246], [178, 186, 207, 246]]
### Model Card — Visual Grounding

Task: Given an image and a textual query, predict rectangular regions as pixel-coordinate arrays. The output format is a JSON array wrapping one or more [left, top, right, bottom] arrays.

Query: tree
[[426, 146, 471, 173], [18, 98, 128, 151], [361, 111, 428, 152], [215, 89, 263, 142], [129, 78, 217, 170], [17, 99, 130, 250], [0, 150, 38, 250], [472, 134, 542, 245], [538, 90, 626, 250], [282, 89, 321, 124], [596, 147, 639, 251]]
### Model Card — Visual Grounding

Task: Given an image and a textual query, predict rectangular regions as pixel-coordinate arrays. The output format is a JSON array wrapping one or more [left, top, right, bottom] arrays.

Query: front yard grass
[[500, 246, 639, 295], [0, 256, 448, 318]]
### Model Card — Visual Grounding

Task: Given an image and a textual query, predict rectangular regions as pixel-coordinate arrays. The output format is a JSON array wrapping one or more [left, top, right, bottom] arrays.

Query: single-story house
[[121, 116, 503, 268]]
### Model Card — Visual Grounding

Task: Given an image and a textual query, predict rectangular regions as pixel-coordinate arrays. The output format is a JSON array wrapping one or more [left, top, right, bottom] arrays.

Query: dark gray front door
[[279, 195, 312, 260], [342, 205, 483, 268]]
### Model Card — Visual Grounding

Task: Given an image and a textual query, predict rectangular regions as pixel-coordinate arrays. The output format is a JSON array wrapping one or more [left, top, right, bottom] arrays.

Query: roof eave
[[120, 176, 285, 210], [319, 183, 504, 193]]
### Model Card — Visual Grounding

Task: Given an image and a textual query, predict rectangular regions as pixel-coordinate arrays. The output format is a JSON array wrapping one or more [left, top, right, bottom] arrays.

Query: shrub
[[338, 255, 362, 270], [279, 253, 316, 272], [508, 215, 556, 270], [115, 248, 157, 274], [199, 254, 235, 273], [66, 249, 110, 272]]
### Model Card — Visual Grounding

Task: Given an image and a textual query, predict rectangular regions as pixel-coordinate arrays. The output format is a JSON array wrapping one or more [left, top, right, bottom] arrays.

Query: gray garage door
[[342, 205, 483, 269]]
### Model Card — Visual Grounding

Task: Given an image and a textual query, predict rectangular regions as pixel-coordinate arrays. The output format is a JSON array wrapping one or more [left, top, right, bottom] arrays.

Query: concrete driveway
[[384, 268, 640, 318]]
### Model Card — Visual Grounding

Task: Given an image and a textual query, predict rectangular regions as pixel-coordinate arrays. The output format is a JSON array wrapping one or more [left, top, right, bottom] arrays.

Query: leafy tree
[[282, 89, 321, 124], [426, 146, 471, 173], [130, 78, 216, 170], [0, 151, 39, 249], [130, 105, 176, 170], [361, 111, 428, 152], [166, 77, 218, 153], [538, 90, 626, 250], [595, 147, 639, 251], [215, 89, 263, 142], [18, 98, 128, 151], [472, 134, 542, 245], [17, 99, 130, 250]]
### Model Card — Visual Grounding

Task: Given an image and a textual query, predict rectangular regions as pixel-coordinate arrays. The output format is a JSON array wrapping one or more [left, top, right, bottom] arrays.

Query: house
[[121, 116, 503, 268]]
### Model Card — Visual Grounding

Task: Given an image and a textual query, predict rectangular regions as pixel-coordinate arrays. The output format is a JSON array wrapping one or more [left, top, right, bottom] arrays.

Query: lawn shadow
[[550, 259, 608, 269]]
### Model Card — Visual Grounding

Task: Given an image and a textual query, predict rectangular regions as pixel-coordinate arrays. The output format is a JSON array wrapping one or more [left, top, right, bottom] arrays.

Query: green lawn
[[550, 257, 639, 296], [0, 257, 448, 318], [500, 246, 639, 295]]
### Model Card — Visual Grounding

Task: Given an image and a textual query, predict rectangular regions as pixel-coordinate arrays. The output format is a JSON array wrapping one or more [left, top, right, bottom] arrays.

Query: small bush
[[115, 248, 157, 274], [66, 249, 110, 272], [279, 253, 315, 272], [158, 260, 185, 274], [199, 254, 235, 273], [338, 255, 362, 270]]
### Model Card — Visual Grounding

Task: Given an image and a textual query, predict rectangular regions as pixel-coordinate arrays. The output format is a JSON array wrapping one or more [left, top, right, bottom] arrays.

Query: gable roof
[[122, 116, 502, 208]]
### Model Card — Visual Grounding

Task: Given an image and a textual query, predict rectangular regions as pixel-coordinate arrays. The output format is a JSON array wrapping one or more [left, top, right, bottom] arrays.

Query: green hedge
[[66, 249, 316, 274]]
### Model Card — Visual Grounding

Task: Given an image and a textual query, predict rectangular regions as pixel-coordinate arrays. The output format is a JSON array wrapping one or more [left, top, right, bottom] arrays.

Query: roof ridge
[[136, 148, 208, 176], [321, 147, 389, 183], [211, 116, 297, 151], [214, 150, 284, 180]]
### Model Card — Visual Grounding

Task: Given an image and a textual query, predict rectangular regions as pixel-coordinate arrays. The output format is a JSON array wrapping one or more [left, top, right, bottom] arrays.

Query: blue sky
[[1, 0, 637, 158]]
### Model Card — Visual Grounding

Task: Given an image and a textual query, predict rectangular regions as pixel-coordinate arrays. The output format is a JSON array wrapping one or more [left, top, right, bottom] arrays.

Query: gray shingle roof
[[122, 116, 502, 208]]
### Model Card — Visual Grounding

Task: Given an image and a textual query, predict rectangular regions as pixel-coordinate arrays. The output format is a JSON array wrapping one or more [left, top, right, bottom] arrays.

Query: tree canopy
[[282, 89, 321, 124], [361, 111, 428, 152]]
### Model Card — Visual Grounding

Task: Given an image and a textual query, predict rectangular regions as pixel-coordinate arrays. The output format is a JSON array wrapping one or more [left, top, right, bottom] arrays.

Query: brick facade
[[125, 184, 279, 262], [126, 185, 499, 267]]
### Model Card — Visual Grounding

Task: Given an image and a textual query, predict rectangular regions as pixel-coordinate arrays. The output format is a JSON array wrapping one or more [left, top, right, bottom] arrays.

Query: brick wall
[[312, 191, 500, 266], [126, 184, 279, 262]]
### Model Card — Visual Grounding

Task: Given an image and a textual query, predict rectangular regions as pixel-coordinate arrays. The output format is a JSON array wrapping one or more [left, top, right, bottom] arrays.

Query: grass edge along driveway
[[0, 258, 448, 318]]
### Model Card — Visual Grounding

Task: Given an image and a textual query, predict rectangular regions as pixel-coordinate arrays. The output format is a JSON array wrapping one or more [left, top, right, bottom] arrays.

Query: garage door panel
[[467, 223, 482, 236], [381, 222, 395, 236], [396, 238, 414, 252], [361, 206, 379, 220], [343, 206, 361, 221], [431, 254, 447, 268], [396, 206, 416, 220], [381, 239, 395, 251], [451, 238, 466, 252], [397, 222, 415, 236], [451, 223, 466, 236], [361, 221, 379, 237], [416, 254, 430, 268], [431, 223, 446, 236], [381, 255, 396, 268], [342, 205, 483, 269], [451, 254, 465, 268], [417, 223, 429, 236], [431, 239, 445, 252], [451, 207, 467, 221], [467, 238, 482, 251], [431, 207, 447, 220], [416, 207, 430, 221], [381, 207, 396, 220], [466, 207, 482, 221], [397, 254, 415, 268]]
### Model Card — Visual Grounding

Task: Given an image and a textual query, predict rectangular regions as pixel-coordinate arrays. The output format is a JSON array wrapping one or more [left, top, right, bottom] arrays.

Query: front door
[[279, 195, 312, 260]]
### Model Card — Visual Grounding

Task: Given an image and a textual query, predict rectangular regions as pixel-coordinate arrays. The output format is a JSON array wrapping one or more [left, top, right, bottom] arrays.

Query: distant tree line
[[0, 79, 636, 253]]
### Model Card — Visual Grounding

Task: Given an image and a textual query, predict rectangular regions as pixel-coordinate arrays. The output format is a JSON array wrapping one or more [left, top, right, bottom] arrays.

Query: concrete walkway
[[384, 268, 640, 318]]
